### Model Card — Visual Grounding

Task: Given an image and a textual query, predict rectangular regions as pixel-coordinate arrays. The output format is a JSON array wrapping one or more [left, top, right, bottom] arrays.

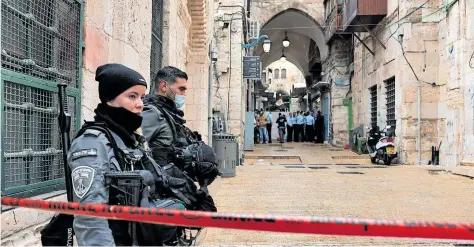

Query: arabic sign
[[243, 56, 261, 79]]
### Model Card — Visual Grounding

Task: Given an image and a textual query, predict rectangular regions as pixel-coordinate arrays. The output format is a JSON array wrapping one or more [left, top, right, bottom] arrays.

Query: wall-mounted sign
[[243, 56, 261, 79]]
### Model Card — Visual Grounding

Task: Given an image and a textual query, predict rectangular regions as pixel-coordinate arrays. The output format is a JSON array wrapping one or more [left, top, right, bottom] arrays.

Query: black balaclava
[[93, 63, 147, 143]]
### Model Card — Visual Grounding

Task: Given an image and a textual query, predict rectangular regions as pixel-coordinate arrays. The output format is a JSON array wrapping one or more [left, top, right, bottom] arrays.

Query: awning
[[291, 82, 306, 97]]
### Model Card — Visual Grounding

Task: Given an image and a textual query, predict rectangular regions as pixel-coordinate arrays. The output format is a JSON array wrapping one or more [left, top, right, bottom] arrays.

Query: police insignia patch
[[72, 166, 95, 198]]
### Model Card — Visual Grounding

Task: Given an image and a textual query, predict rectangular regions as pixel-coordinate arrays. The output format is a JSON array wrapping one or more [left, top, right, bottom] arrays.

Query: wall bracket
[[353, 33, 375, 56]]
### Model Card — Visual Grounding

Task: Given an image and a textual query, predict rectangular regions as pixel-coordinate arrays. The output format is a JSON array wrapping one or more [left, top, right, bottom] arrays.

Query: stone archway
[[253, 1, 325, 29], [258, 8, 328, 61]]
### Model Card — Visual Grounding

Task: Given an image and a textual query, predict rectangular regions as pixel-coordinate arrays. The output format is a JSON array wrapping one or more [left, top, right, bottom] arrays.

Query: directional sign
[[243, 56, 261, 79]]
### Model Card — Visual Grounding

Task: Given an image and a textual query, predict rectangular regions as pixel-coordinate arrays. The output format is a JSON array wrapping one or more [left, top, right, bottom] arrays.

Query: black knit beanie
[[95, 63, 147, 103]]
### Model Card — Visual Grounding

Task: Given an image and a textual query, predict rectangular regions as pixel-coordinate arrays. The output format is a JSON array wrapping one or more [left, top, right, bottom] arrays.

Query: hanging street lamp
[[282, 31, 290, 47], [280, 48, 287, 61], [263, 39, 272, 53]]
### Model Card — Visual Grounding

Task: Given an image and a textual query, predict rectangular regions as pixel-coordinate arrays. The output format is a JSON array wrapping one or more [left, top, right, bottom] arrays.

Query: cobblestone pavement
[[203, 143, 474, 246]]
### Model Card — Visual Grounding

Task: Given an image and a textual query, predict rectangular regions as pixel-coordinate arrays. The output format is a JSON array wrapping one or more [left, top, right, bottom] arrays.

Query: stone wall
[[438, 0, 474, 175], [352, 1, 437, 164], [183, 0, 212, 143], [81, 0, 152, 122], [1, 0, 153, 245], [322, 39, 352, 146], [162, 0, 191, 70], [160, 0, 213, 143], [351, 0, 473, 168], [213, 6, 245, 142]]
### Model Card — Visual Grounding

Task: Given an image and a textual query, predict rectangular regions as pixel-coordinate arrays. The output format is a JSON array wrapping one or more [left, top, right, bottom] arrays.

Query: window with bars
[[385, 78, 396, 130], [150, 0, 164, 91], [369, 85, 377, 127], [274, 69, 279, 79], [281, 69, 287, 79], [1, 0, 83, 198]]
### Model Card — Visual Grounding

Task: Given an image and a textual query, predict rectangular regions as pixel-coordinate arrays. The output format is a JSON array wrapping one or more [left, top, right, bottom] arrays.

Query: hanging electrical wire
[[470, 50, 474, 69], [391, 0, 459, 87], [353, 0, 458, 68]]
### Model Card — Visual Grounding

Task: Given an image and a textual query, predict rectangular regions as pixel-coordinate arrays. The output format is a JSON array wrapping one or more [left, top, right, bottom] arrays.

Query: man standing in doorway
[[265, 108, 273, 143], [314, 111, 325, 143]]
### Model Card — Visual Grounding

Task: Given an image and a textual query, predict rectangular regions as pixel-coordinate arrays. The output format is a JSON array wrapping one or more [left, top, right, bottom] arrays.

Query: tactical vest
[[74, 121, 187, 246]]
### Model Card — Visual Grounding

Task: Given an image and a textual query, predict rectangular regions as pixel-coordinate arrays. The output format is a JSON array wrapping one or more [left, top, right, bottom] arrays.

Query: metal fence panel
[[1, 0, 83, 198]]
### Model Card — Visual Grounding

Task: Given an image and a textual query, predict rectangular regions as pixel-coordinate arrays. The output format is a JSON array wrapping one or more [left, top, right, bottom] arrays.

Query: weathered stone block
[[83, 25, 109, 73], [85, 0, 106, 29], [405, 151, 432, 165], [403, 119, 439, 138]]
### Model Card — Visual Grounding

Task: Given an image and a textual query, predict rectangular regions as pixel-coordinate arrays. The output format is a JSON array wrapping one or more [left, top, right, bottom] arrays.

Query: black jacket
[[141, 94, 193, 165]]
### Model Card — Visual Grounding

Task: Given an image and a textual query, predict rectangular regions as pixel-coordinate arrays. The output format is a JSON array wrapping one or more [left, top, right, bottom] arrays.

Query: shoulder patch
[[72, 166, 95, 199], [71, 148, 98, 160], [83, 129, 103, 137]]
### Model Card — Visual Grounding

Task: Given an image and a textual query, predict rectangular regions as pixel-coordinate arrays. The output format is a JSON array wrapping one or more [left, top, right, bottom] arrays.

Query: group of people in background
[[254, 109, 325, 144]]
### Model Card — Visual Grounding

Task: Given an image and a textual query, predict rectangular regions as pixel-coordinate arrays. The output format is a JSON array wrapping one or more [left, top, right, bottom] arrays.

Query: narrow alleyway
[[204, 143, 474, 246]]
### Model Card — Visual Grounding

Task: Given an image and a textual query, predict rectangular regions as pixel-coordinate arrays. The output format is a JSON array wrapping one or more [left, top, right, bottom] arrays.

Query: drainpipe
[[418, 80, 421, 165], [343, 98, 353, 132], [208, 42, 213, 146]]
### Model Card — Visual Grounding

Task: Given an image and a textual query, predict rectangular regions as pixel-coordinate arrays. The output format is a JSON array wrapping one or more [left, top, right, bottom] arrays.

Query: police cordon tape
[[2, 196, 474, 241]]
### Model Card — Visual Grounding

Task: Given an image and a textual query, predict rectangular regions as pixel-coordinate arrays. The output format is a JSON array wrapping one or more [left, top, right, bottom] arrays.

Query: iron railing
[[325, 3, 344, 42]]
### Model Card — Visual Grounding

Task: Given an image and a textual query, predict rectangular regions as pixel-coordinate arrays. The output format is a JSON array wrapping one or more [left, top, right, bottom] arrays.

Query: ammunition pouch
[[106, 170, 188, 246]]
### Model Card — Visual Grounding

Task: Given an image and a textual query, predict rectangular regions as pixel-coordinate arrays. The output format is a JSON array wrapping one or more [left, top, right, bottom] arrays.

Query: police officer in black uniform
[[141, 66, 219, 207], [141, 66, 191, 165], [67, 63, 149, 246]]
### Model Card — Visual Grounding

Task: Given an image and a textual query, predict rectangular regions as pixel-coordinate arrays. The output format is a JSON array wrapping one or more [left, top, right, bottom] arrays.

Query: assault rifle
[[40, 83, 74, 246], [105, 171, 147, 246]]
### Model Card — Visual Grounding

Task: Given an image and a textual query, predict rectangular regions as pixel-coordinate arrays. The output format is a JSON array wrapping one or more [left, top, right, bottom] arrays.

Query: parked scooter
[[366, 125, 398, 165]]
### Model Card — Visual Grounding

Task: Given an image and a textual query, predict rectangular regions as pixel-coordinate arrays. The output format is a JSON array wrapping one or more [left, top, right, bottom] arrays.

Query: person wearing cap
[[67, 63, 149, 246]]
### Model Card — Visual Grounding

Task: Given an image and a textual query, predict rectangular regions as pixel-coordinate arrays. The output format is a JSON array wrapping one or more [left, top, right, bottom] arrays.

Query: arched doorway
[[252, 8, 326, 113]]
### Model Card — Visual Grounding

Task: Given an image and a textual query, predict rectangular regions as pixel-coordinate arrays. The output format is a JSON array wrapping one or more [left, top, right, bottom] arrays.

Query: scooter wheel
[[384, 156, 392, 165], [370, 157, 377, 164]]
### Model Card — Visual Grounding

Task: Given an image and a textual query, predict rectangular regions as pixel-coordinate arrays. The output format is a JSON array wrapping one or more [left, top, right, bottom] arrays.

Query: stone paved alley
[[204, 143, 474, 246]]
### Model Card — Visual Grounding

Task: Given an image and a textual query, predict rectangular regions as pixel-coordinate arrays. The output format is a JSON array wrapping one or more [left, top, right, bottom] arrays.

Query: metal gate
[[321, 94, 330, 141]]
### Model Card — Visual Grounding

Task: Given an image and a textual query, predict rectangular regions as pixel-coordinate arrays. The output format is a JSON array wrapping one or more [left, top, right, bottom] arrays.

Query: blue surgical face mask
[[175, 95, 186, 109]]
